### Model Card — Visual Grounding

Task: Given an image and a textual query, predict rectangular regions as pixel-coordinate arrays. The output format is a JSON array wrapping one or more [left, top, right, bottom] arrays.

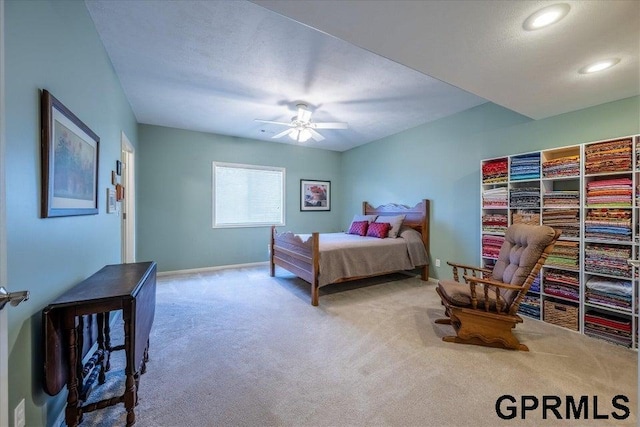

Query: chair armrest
[[462, 275, 524, 312], [447, 261, 492, 282], [462, 275, 524, 291]]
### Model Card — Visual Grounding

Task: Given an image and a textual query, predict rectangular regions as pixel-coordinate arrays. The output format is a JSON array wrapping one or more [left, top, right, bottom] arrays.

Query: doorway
[[121, 132, 136, 263]]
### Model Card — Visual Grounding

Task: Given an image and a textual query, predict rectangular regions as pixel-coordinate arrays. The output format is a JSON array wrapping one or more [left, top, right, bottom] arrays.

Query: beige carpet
[[79, 265, 637, 426]]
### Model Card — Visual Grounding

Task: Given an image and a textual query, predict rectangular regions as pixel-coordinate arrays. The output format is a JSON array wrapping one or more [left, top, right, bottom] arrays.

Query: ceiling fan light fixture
[[288, 129, 300, 141], [579, 58, 621, 74], [523, 3, 570, 31], [298, 128, 312, 142], [258, 102, 348, 144]]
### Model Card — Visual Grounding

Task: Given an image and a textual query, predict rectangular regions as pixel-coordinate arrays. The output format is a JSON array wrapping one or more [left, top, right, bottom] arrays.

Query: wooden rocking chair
[[435, 224, 561, 351]]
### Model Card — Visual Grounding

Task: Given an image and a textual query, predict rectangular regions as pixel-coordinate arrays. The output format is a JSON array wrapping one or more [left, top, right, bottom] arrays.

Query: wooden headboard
[[363, 199, 430, 254]]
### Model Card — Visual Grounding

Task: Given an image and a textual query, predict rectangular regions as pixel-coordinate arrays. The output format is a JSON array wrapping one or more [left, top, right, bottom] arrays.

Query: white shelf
[[481, 134, 640, 349]]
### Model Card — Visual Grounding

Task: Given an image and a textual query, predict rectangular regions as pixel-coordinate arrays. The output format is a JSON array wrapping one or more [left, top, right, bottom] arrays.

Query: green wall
[[5, 1, 138, 425], [137, 125, 342, 272], [341, 96, 640, 279], [138, 96, 640, 279]]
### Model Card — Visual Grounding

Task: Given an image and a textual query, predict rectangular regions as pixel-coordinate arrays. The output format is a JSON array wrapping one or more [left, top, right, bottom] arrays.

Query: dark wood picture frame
[[41, 90, 100, 217], [300, 179, 331, 211]]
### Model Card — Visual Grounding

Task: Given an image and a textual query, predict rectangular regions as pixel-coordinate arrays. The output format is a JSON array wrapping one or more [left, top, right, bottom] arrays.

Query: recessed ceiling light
[[579, 58, 621, 74], [523, 3, 570, 31]]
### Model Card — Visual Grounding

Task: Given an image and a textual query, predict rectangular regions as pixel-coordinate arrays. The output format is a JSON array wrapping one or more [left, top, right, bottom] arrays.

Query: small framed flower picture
[[300, 179, 330, 211]]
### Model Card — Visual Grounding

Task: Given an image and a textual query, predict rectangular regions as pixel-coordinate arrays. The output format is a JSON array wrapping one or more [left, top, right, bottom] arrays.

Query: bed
[[270, 199, 430, 305]]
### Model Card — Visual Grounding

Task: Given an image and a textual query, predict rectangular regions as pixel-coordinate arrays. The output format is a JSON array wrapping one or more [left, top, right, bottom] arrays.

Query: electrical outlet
[[14, 398, 25, 427], [435, 259, 441, 267]]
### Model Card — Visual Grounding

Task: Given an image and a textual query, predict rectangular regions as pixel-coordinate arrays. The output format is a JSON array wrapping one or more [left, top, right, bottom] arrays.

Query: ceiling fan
[[255, 103, 348, 142]]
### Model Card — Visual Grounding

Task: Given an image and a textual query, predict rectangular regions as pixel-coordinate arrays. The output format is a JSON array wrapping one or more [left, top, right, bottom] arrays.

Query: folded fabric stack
[[584, 209, 632, 241], [482, 159, 508, 183], [585, 276, 632, 311], [542, 208, 580, 238], [518, 294, 540, 318], [510, 153, 540, 181], [543, 269, 580, 301], [482, 187, 508, 207], [586, 177, 633, 207], [482, 234, 504, 259], [530, 274, 541, 293], [584, 243, 632, 278], [509, 187, 540, 207], [483, 259, 496, 274], [512, 210, 541, 226], [543, 190, 580, 206], [584, 138, 632, 174], [542, 155, 580, 178], [546, 241, 580, 269], [482, 213, 508, 233], [584, 310, 632, 347]]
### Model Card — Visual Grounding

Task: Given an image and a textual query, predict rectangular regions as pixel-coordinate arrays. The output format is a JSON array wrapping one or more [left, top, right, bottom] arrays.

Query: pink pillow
[[366, 222, 391, 238], [348, 220, 369, 236]]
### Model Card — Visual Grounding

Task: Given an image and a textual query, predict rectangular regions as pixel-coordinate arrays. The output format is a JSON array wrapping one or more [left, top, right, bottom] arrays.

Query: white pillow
[[375, 215, 405, 238]]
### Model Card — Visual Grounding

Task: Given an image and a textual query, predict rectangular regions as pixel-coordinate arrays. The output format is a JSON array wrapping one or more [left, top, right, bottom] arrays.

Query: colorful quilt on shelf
[[584, 310, 632, 347], [584, 138, 632, 174], [542, 208, 580, 238], [482, 159, 508, 183], [543, 269, 580, 301], [584, 209, 632, 241], [542, 155, 580, 178], [584, 243, 632, 278], [510, 153, 540, 180], [586, 177, 633, 207]]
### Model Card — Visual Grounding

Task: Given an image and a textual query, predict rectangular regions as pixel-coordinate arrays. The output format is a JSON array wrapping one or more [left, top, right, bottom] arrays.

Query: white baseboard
[[159, 263, 439, 285], [158, 261, 269, 277]]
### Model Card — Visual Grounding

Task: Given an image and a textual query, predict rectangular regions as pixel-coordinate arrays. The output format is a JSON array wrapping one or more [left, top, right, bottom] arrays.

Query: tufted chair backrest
[[492, 224, 558, 310]]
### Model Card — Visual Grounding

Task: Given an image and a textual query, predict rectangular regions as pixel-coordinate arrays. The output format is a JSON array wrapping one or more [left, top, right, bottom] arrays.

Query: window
[[212, 162, 285, 228]]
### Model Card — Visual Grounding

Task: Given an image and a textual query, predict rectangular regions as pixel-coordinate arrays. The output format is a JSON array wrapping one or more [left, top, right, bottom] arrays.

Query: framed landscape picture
[[300, 179, 330, 211], [40, 90, 100, 217]]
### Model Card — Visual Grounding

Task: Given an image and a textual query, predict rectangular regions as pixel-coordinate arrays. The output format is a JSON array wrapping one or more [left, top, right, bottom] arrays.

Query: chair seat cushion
[[438, 279, 504, 311]]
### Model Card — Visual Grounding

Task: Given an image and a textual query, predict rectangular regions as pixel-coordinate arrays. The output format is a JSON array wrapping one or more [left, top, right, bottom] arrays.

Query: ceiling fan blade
[[311, 122, 349, 129], [308, 129, 325, 142], [272, 128, 294, 139], [297, 104, 312, 122], [255, 119, 293, 126]]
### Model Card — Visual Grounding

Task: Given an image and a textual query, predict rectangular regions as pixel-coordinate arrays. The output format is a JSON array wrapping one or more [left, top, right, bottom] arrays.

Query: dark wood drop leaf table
[[42, 261, 157, 427]]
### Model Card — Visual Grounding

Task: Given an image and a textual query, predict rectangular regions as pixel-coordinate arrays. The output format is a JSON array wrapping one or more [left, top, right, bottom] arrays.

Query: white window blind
[[213, 162, 285, 228]]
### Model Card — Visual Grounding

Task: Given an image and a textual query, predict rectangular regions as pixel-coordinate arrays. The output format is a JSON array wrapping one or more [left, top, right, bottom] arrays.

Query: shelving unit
[[480, 135, 640, 349]]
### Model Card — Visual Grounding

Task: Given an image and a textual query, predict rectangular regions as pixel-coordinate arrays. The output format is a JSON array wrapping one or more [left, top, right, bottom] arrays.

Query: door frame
[[0, 1, 9, 425], [121, 132, 136, 263]]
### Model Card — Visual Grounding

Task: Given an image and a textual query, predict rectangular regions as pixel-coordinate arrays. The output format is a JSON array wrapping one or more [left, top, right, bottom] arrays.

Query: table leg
[[64, 318, 81, 427], [97, 313, 106, 384], [123, 306, 136, 426], [104, 311, 112, 371]]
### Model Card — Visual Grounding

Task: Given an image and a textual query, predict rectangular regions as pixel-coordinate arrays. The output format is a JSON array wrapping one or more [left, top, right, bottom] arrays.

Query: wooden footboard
[[270, 226, 321, 305]]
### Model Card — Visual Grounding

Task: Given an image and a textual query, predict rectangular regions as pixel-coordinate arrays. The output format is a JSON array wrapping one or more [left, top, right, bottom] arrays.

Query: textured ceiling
[[85, 0, 639, 152], [255, 0, 640, 120]]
